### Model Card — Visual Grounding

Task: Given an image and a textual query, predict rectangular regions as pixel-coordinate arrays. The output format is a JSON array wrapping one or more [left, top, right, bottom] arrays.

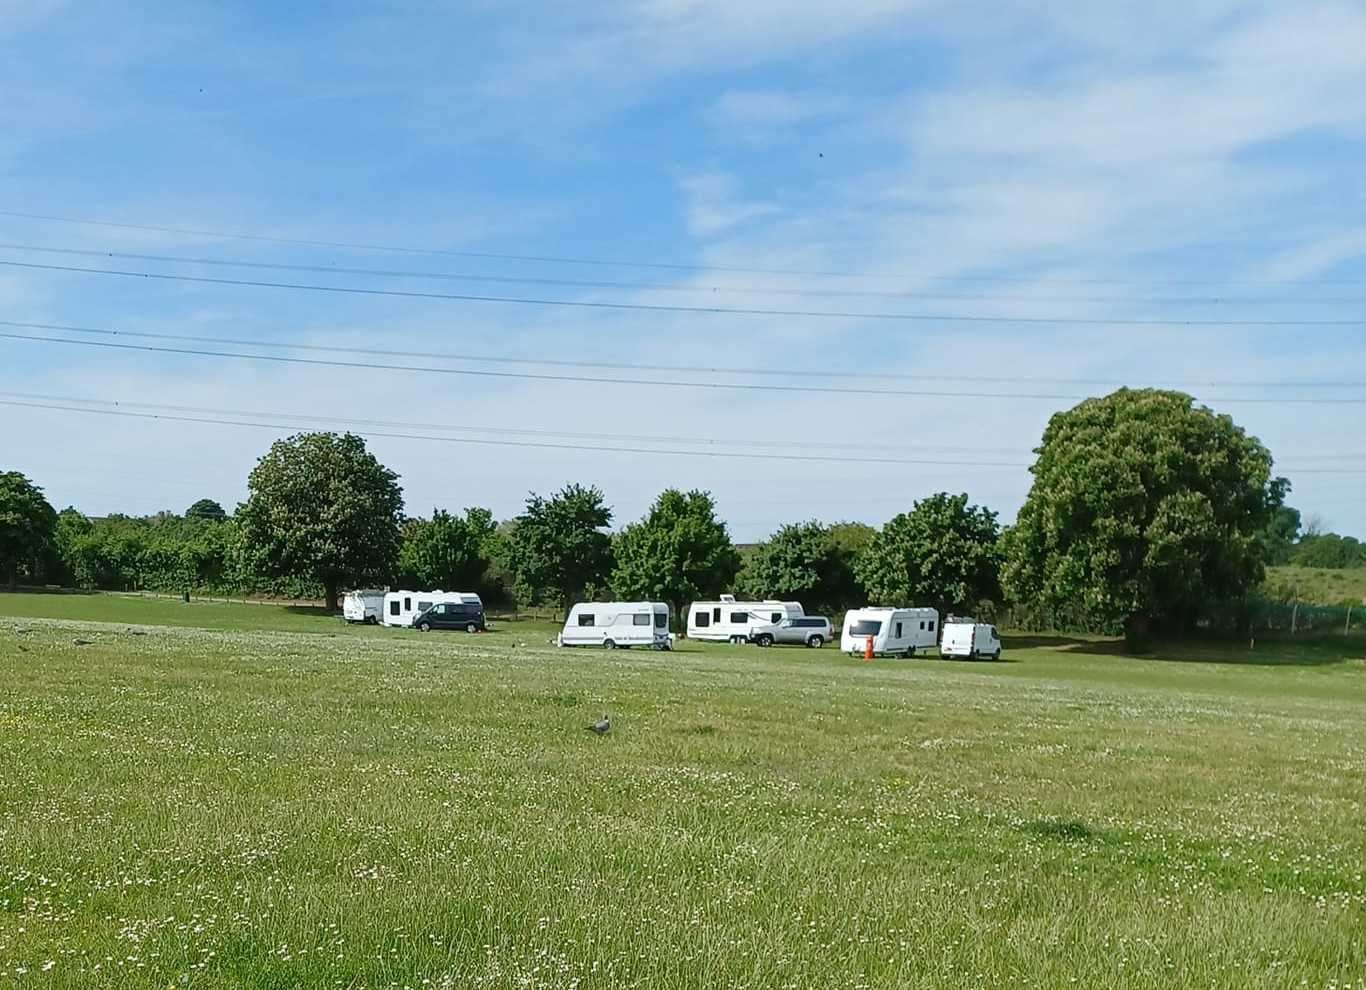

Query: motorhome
[[687, 595, 805, 643], [841, 607, 940, 657], [557, 602, 672, 649], [342, 589, 386, 624], [382, 590, 482, 628], [939, 618, 1002, 660]]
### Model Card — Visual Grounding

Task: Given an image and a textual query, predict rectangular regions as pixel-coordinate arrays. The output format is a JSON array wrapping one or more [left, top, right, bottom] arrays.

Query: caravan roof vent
[[719, 594, 736, 603]]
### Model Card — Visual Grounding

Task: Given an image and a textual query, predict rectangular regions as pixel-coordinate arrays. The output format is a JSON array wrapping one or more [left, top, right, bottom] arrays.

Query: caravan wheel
[[603, 639, 617, 650]]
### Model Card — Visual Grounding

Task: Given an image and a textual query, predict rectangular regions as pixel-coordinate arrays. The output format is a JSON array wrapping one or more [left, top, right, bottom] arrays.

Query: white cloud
[[678, 173, 782, 237]]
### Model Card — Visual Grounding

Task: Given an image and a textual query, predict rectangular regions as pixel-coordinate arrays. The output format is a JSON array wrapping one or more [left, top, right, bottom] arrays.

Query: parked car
[[412, 600, 487, 633], [747, 616, 832, 648], [939, 619, 1002, 660]]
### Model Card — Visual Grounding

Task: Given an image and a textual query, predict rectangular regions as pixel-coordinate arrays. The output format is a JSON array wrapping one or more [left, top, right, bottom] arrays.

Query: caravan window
[[389, 600, 400, 617], [712, 607, 721, 623], [730, 612, 749, 624], [929, 620, 936, 632], [404, 597, 411, 611], [770, 612, 782, 623], [633, 614, 650, 626], [694, 612, 710, 628], [894, 622, 903, 638], [850, 619, 882, 636], [919, 620, 925, 630], [578, 613, 596, 627], [654, 612, 667, 629]]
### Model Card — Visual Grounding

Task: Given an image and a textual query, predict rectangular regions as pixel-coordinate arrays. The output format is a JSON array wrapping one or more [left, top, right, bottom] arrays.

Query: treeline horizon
[[3, 389, 1363, 648]]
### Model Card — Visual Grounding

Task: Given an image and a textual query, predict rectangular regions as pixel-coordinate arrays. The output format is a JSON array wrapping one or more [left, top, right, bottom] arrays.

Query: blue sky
[[2, 0, 1364, 540]]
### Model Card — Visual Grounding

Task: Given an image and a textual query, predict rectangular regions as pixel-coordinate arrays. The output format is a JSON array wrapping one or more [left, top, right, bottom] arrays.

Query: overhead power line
[[0, 390, 1026, 456], [3, 207, 1364, 288], [0, 398, 1029, 468], [0, 242, 1356, 306], [5, 329, 1366, 404], [2, 259, 1363, 327], [5, 319, 1362, 389], [7, 398, 1365, 475]]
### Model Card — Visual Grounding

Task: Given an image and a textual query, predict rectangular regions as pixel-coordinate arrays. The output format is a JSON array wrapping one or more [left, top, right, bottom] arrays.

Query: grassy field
[[1266, 565, 1366, 607], [0, 595, 1364, 988]]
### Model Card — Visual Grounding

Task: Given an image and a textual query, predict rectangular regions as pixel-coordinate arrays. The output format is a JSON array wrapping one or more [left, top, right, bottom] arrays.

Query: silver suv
[[748, 616, 831, 648]]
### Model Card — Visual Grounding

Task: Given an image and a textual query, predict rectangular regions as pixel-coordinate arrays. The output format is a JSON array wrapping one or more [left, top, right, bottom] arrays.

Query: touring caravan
[[558, 602, 672, 649], [841, 607, 940, 657], [687, 595, 805, 643], [342, 589, 386, 624], [382, 590, 482, 628]]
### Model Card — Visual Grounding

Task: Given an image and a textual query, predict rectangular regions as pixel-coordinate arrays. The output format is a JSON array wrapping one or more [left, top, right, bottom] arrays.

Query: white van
[[940, 619, 1002, 660], [687, 595, 805, 644], [841, 607, 940, 657], [558, 602, 672, 649], [382, 590, 482, 628], [342, 589, 386, 624]]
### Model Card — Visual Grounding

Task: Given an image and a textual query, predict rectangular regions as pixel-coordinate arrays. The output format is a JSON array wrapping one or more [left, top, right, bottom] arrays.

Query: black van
[[412, 601, 486, 633]]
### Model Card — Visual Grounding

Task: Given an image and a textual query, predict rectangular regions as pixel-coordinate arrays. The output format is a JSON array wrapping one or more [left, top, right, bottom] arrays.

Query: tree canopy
[[502, 484, 613, 608], [236, 433, 403, 610], [611, 489, 739, 623], [856, 493, 1001, 618], [739, 520, 863, 614], [186, 498, 228, 521], [398, 508, 498, 593], [1002, 388, 1278, 650], [0, 471, 58, 588]]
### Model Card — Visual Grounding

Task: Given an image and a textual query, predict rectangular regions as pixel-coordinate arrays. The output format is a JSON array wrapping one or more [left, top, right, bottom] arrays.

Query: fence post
[[1348, 605, 1354, 636], [1291, 601, 1298, 636]]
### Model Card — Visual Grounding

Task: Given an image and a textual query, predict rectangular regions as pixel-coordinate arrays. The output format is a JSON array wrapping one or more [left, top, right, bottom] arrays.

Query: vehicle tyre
[[904, 647, 915, 658], [756, 634, 774, 647], [969, 649, 978, 660], [603, 639, 617, 650], [808, 635, 824, 649], [418, 622, 431, 633], [465, 622, 478, 634], [990, 651, 1001, 661]]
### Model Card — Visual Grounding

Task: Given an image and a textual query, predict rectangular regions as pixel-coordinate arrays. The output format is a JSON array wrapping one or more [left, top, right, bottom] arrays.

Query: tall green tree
[[739, 520, 863, 614], [1002, 388, 1277, 651], [502, 484, 613, 608], [237, 433, 403, 610], [0, 471, 58, 589], [186, 498, 228, 521], [856, 493, 1002, 619], [611, 489, 739, 624], [398, 507, 498, 591]]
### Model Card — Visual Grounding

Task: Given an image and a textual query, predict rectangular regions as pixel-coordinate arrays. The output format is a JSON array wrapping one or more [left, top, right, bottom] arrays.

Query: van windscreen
[[850, 619, 882, 636]]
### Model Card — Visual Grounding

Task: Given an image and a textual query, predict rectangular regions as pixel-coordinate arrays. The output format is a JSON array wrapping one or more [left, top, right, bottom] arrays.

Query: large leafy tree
[[398, 507, 498, 592], [502, 484, 613, 608], [611, 489, 739, 624], [0, 471, 58, 589], [856, 493, 1002, 618], [237, 433, 403, 610], [739, 520, 864, 614], [186, 498, 228, 522], [1002, 388, 1278, 650]]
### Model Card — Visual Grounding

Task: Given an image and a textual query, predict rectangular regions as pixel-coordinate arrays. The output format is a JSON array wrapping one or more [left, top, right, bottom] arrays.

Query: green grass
[[1, 594, 1364, 988], [1266, 565, 1366, 607]]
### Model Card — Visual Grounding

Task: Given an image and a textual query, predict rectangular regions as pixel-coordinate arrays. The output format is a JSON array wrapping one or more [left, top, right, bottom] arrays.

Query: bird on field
[[586, 716, 611, 735]]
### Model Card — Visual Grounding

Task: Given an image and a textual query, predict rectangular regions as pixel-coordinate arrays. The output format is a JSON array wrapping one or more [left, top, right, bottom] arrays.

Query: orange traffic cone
[[864, 635, 874, 661]]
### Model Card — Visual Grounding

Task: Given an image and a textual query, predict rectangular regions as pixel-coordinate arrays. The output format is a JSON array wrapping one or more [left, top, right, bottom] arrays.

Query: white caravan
[[687, 595, 805, 643], [342, 589, 386, 624], [558, 602, 672, 649], [382, 590, 482, 628], [841, 607, 940, 657], [939, 618, 1002, 660]]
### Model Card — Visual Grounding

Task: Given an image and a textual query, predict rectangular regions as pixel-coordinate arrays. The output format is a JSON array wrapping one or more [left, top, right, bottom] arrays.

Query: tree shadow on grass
[[6, 586, 98, 596], [1054, 636, 1364, 668], [284, 605, 343, 620]]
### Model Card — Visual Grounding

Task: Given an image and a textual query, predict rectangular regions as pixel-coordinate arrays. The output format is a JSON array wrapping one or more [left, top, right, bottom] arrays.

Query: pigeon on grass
[[586, 716, 611, 736]]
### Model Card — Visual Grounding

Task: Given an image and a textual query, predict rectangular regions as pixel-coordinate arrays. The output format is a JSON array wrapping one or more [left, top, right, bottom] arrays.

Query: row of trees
[[3, 389, 1347, 650]]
